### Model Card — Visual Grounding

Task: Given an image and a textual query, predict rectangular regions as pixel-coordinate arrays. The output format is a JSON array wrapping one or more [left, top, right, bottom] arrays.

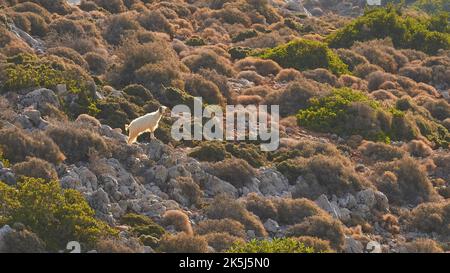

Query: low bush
[[158, 233, 209, 253], [184, 74, 225, 105], [277, 155, 372, 199], [297, 88, 408, 142], [189, 142, 229, 162], [206, 194, 267, 237], [120, 213, 165, 239], [407, 201, 449, 237], [95, 0, 127, 12], [258, 39, 349, 75], [195, 219, 247, 238], [12, 157, 57, 181], [358, 141, 405, 162], [84, 52, 108, 75], [227, 238, 314, 253], [287, 215, 346, 250], [244, 193, 278, 222], [46, 123, 109, 163], [400, 238, 444, 253], [182, 49, 234, 77], [205, 158, 256, 188], [162, 210, 193, 235], [294, 236, 333, 253], [0, 127, 64, 164], [274, 198, 325, 225], [235, 57, 282, 77], [0, 178, 115, 251], [327, 6, 450, 55], [2, 228, 46, 253], [203, 232, 244, 252], [266, 79, 327, 117], [138, 10, 174, 37], [374, 157, 439, 206]]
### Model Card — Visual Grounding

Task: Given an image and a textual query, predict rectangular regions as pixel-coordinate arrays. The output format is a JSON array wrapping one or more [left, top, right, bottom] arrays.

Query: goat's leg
[[128, 130, 139, 144]]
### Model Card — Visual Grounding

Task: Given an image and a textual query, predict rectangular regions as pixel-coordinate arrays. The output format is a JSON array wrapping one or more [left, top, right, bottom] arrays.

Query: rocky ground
[[0, 0, 449, 253]]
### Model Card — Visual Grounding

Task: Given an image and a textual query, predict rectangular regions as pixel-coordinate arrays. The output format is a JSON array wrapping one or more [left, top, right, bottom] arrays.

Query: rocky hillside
[[0, 0, 449, 253]]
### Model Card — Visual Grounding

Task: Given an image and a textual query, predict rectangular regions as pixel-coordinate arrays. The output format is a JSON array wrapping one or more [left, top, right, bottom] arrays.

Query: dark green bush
[[120, 213, 166, 239], [227, 238, 314, 253], [232, 29, 258, 43], [297, 88, 407, 142], [0, 178, 115, 251], [258, 39, 349, 75], [189, 142, 229, 162], [327, 6, 450, 54]]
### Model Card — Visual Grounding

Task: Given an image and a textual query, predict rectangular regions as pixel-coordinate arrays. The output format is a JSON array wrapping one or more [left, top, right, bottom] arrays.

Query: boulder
[[257, 168, 289, 196], [20, 88, 60, 110], [264, 219, 280, 233], [0, 225, 13, 252]]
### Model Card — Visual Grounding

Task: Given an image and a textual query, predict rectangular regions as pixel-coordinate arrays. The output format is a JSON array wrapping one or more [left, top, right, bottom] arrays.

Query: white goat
[[125, 106, 168, 144]]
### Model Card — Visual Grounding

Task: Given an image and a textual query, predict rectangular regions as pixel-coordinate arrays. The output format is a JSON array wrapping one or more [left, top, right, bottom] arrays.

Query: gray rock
[[0, 225, 13, 252], [0, 169, 16, 186], [345, 236, 364, 253], [374, 191, 389, 212], [257, 168, 289, 196], [264, 219, 279, 233], [152, 165, 168, 185], [247, 230, 256, 239], [13, 114, 34, 129], [315, 194, 341, 219], [338, 193, 357, 209], [356, 189, 376, 208], [202, 175, 237, 197], [20, 88, 60, 110]]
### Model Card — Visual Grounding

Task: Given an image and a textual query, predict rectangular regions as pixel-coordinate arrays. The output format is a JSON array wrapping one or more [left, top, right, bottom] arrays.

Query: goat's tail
[[125, 124, 129, 131]]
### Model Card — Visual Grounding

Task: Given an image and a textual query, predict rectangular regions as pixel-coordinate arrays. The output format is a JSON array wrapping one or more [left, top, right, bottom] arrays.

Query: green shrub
[[327, 6, 450, 54], [225, 143, 267, 168], [297, 88, 404, 142], [95, 96, 143, 130], [189, 142, 229, 162], [232, 29, 258, 43], [229, 47, 253, 60], [227, 238, 314, 253], [1, 53, 89, 94], [0, 178, 115, 250], [185, 36, 206, 47], [120, 213, 165, 239], [258, 39, 349, 75]]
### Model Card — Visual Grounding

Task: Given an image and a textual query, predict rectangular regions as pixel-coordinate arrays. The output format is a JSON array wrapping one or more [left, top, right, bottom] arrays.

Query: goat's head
[[159, 105, 168, 114]]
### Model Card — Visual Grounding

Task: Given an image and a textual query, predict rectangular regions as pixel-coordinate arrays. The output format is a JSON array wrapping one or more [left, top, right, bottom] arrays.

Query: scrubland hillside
[[0, 0, 449, 253]]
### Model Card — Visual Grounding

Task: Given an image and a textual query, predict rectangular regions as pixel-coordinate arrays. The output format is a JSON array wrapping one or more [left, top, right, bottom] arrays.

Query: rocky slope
[[0, 0, 449, 253]]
